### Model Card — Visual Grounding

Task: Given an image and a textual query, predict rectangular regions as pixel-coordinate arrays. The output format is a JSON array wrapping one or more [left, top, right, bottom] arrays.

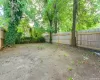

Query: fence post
[[0, 28, 5, 50], [76, 31, 78, 46]]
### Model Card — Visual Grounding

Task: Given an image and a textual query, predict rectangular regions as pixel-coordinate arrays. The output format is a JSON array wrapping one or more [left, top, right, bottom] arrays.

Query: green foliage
[[16, 36, 45, 44], [33, 27, 45, 38], [34, 37, 45, 43], [42, 0, 100, 32], [1, 0, 99, 46], [20, 37, 34, 44], [16, 17, 45, 44], [32, 27, 45, 43], [17, 18, 30, 37], [16, 18, 45, 44], [76, 0, 98, 30], [4, 0, 26, 46], [15, 32, 22, 44], [68, 77, 73, 80], [45, 26, 55, 33], [68, 67, 73, 71]]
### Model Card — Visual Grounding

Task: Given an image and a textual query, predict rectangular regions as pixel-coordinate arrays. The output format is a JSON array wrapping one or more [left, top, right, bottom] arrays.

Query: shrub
[[17, 36, 45, 44], [15, 32, 22, 44], [35, 37, 45, 43], [20, 37, 34, 44]]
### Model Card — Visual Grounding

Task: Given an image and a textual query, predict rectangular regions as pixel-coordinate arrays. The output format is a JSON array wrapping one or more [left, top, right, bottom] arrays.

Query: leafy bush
[[20, 37, 33, 44], [34, 37, 45, 43], [15, 32, 22, 44], [16, 36, 45, 44], [16, 18, 46, 44], [33, 27, 45, 38]]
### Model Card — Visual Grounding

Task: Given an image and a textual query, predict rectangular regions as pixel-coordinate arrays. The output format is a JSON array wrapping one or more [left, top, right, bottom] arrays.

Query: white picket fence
[[44, 28, 100, 50]]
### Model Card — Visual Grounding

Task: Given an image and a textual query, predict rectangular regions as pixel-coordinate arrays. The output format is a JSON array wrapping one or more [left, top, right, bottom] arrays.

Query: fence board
[[0, 28, 5, 50], [44, 28, 100, 50]]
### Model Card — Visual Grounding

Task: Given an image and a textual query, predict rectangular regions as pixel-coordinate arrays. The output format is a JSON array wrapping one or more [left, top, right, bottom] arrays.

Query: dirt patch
[[0, 43, 100, 80]]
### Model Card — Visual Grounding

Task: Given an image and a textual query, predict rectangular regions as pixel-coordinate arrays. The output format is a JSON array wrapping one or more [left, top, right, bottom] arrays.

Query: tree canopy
[[0, 0, 100, 46]]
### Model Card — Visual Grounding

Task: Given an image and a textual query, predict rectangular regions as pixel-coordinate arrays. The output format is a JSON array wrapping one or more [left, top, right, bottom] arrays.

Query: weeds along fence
[[44, 28, 100, 51], [0, 28, 5, 50]]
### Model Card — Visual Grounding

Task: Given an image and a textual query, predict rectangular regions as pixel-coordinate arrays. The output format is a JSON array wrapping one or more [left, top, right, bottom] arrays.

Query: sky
[[0, 6, 3, 16]]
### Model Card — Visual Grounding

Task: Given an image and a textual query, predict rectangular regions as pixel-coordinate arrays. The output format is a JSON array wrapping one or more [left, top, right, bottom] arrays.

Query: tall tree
[[54, 0, 58, 33], [43, 0, 54, 43], [71, 0, 78, 46], [4, 0, 25, 46]]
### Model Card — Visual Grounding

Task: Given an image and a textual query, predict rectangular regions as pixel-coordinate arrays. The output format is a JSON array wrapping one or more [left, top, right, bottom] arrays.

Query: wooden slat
[[44, 31, 100, 50], [78, 32, 100, 35]]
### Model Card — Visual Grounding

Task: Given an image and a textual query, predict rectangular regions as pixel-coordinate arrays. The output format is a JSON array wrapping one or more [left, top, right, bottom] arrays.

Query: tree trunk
[[29, 28, 33, 38], [54, 19, 57, 33], [54, 1, 58, 33], [71, 0, 78, 47], [44, 0, 53, 43], [50, 20, 53, 43]]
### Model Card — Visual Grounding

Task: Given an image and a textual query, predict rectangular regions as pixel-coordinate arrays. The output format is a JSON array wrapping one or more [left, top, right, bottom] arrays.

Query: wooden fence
[[0, 28, 5, 50], [77, 30, 100, 51], [44, 28, 100, 51]]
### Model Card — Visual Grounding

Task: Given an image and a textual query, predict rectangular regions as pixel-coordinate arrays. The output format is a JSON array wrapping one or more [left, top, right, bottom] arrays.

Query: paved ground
[[0, 43, 100, 80]]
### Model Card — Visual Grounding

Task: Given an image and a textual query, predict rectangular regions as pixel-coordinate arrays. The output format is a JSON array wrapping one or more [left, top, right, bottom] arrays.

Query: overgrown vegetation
[[16, 18, 45, 44], [3, 0, 26, 46], [0, 0, 100, 46]]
